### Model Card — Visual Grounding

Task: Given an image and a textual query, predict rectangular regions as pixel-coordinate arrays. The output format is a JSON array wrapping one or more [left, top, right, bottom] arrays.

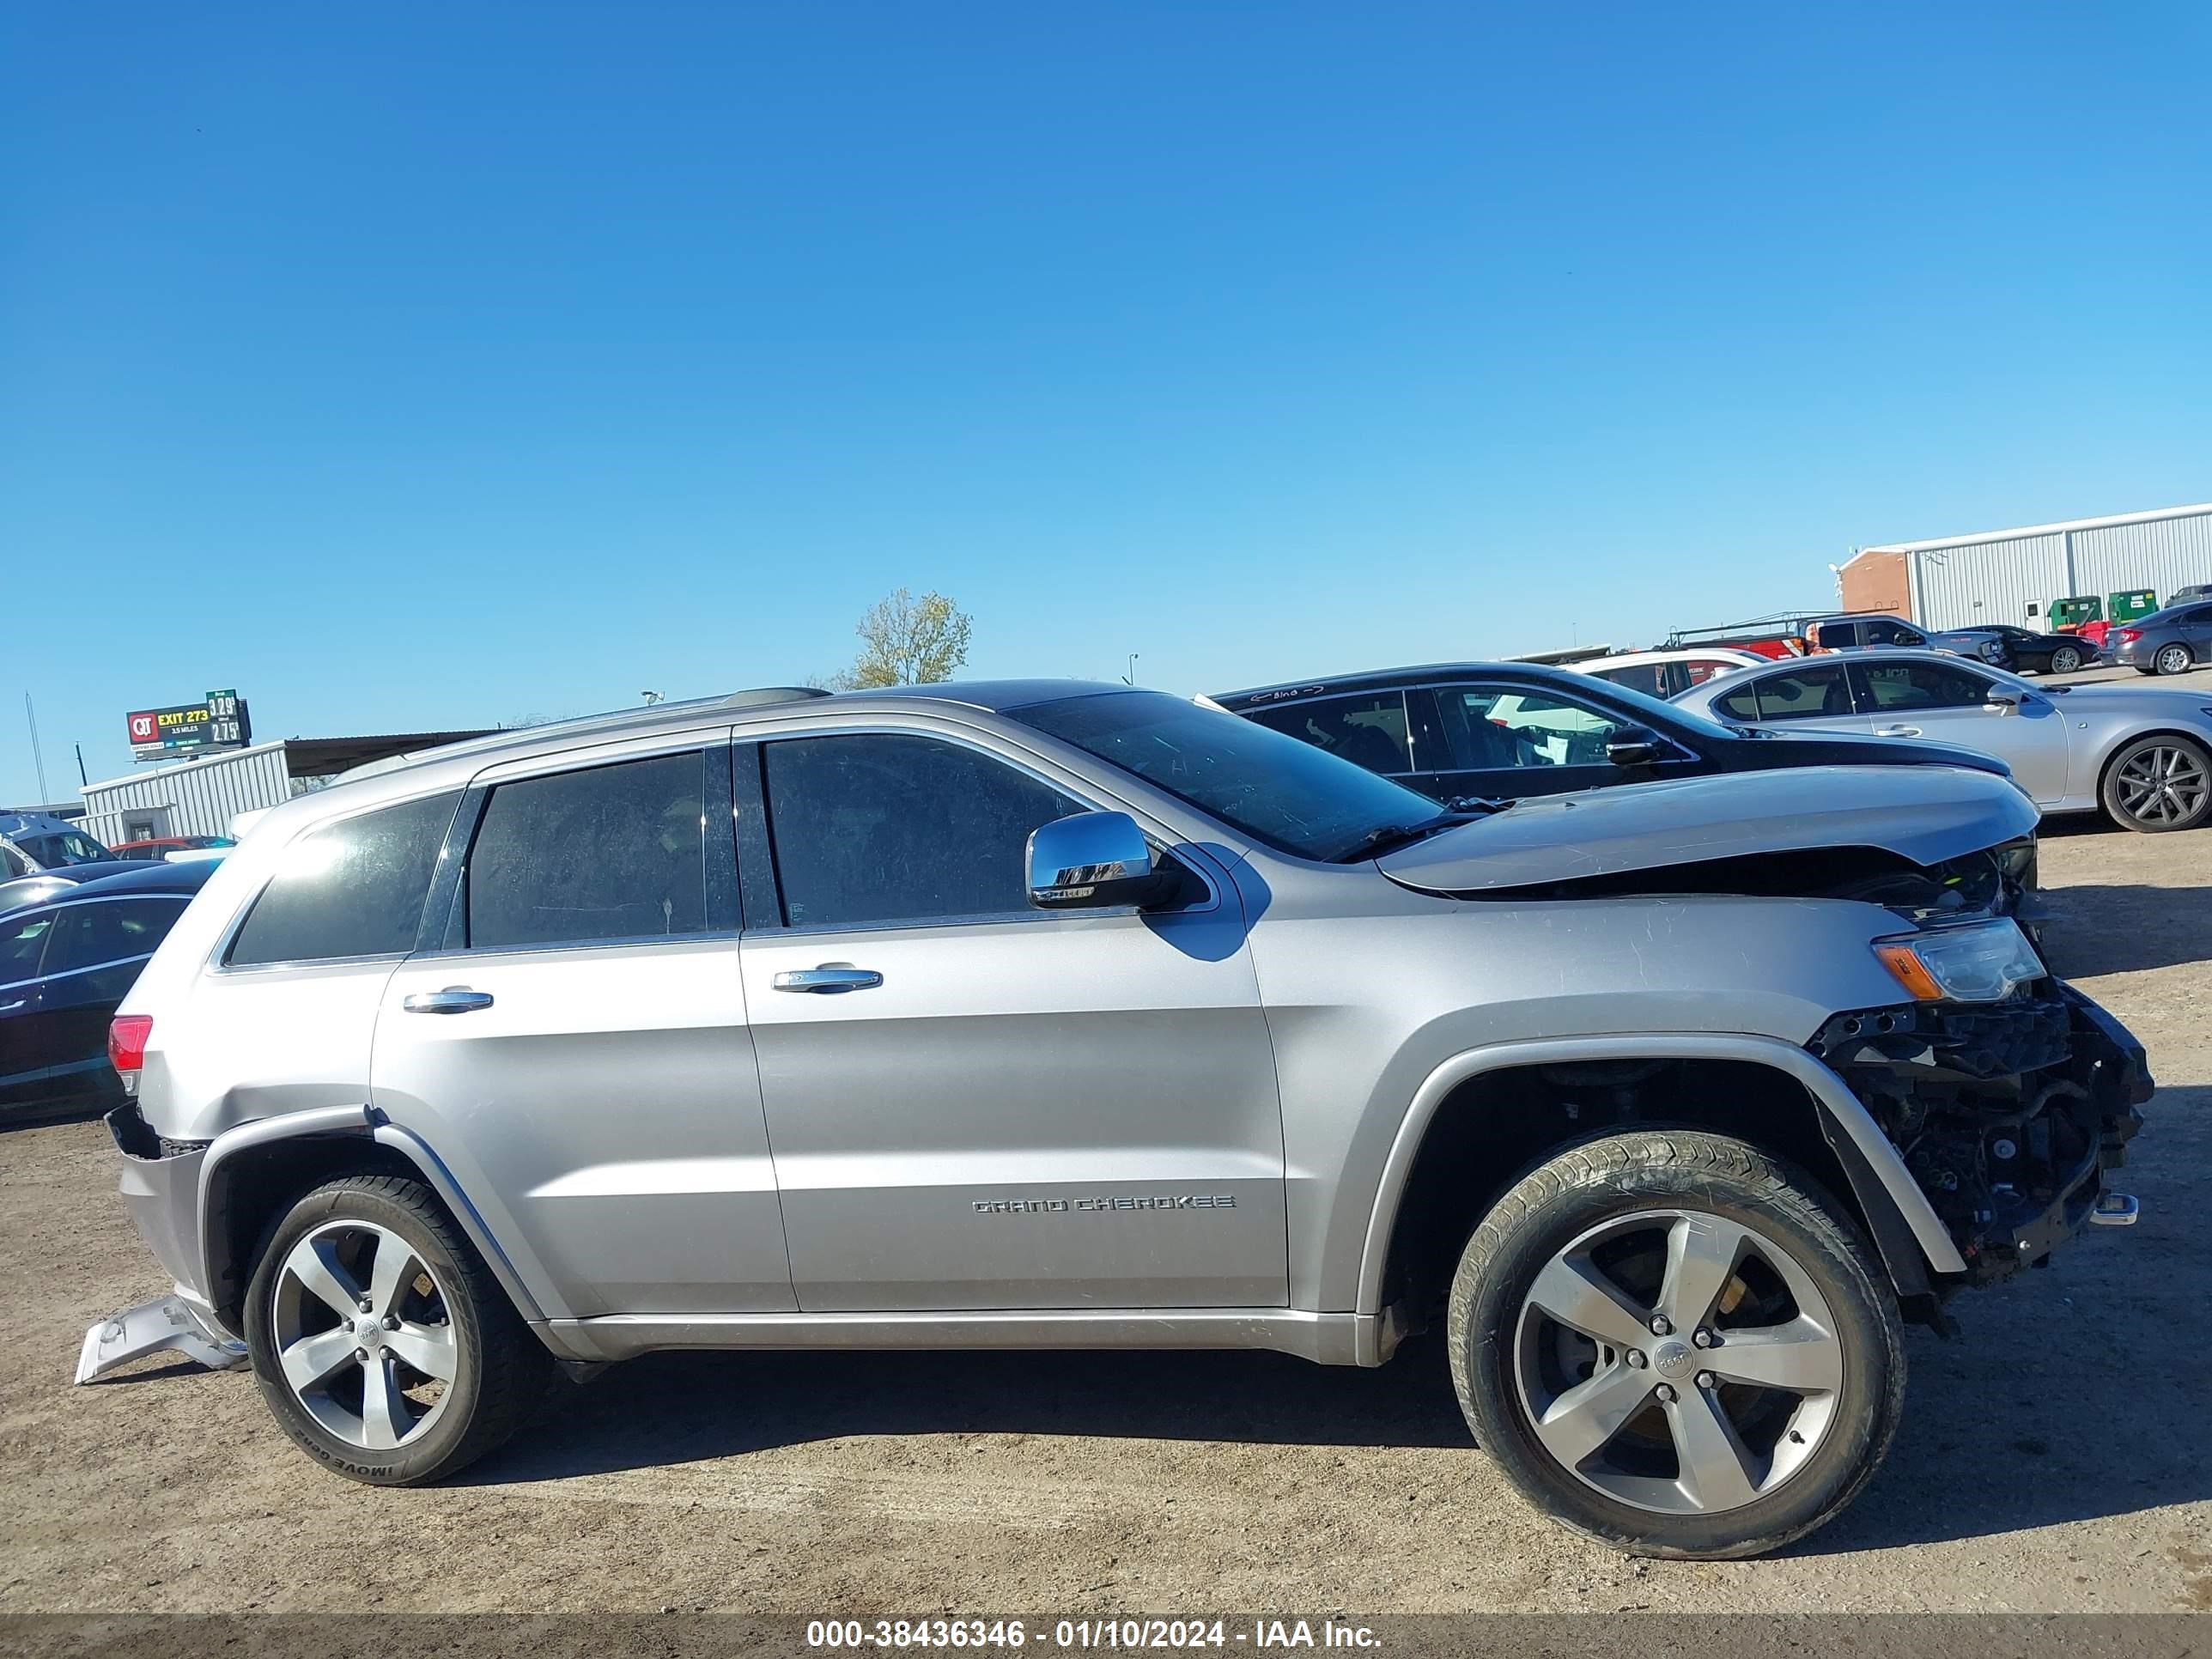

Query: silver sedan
[[1673, 647, 2212, 832]]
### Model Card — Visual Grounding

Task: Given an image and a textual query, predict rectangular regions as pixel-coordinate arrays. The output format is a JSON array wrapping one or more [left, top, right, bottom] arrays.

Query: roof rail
[[723, 686, 834, 708]]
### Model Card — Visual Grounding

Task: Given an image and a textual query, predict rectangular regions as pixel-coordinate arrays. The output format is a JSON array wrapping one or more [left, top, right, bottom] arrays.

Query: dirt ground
[[3, 810, 2210, 1617]]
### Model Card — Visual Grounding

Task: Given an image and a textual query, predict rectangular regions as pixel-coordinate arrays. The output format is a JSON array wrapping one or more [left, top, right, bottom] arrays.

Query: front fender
[[1351, 1034, 1966, 1318]]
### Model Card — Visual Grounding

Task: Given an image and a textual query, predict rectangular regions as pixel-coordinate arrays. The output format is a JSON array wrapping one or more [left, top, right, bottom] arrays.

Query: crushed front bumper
[[1810, 981, 2151, 1285]]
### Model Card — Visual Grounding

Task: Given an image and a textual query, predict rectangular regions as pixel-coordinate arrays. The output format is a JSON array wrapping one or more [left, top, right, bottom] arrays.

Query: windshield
[[17, 830, 110, 867], [1010, 690, 1442, 862]]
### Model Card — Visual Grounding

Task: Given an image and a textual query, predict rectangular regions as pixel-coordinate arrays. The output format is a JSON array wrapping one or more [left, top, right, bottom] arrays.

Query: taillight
[[2116, 628, 2142, 645], [109, 1015, 153, 1076]]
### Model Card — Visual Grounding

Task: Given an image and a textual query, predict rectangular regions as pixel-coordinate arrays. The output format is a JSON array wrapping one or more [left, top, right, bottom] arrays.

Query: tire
[[244, 1175, 552, 1485], [1446, 1130, 1905, 1560], [2048, 645, 2082, 674], [2100, 733, 2212, 833], [2154, 643, 2194, 677]]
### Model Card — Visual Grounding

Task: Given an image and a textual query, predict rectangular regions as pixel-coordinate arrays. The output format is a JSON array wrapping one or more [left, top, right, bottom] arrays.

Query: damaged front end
[[1810, 981, 2151, 1285]]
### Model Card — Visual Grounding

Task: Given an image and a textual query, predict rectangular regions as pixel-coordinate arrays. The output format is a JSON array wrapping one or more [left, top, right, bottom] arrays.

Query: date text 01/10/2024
[[805, 1620, 1379, 1649]]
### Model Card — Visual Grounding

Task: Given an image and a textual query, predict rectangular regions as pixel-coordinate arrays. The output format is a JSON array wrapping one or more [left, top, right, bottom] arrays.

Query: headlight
[[1873, 918, 2044, 1003]]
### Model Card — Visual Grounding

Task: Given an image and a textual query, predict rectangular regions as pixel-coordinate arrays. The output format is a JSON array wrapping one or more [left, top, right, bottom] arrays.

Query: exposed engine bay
[[1810, 985, 2150, 1284]]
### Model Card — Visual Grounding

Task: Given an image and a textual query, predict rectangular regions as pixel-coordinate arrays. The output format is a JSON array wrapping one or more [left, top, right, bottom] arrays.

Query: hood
[[2039, 682, 2209, 710], [1377, 765, 2039, 896]]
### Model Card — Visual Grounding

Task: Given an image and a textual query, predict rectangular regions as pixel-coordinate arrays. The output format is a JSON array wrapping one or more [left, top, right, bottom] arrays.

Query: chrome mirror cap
[[1027, 811, 1169, 909]]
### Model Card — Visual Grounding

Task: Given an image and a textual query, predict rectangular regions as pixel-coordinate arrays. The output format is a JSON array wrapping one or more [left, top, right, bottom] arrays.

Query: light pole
[[1123, 653, 1139, 686]]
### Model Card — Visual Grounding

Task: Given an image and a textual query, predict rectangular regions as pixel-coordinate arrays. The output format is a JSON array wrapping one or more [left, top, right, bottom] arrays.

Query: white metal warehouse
[[1839, 502, 2212, 631], [77, 728, 492, 848]]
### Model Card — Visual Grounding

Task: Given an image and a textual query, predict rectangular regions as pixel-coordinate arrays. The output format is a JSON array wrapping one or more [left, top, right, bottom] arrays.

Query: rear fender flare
[[197, 1105, 553, 1332], [1355, 1033, 1966, 1317]]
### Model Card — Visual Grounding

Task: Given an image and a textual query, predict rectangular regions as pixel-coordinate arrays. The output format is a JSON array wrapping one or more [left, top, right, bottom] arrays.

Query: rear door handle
[[402, 988, 495, 1015], [1874, 724, 1923, 738], [772, 966, 883, 994]]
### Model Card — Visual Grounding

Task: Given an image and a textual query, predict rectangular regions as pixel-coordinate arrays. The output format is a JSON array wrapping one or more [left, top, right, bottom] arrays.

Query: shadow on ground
[[469, 1095, 2212, 1555], [2039, 884, 2212, 976]]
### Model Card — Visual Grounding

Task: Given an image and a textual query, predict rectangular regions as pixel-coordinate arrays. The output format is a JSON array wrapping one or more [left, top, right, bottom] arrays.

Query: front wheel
[[2101, 734, 2212, 832], [244, 1175, 552, 1484], [1447, 1130, 1905, 1559]]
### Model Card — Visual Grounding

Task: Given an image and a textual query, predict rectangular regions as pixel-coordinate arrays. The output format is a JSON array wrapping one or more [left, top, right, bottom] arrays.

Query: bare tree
[[846, 588, 974, 687]]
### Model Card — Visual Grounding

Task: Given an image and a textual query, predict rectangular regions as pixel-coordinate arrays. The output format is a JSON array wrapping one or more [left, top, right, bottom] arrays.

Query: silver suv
[[86, 684, 2151, 1559]]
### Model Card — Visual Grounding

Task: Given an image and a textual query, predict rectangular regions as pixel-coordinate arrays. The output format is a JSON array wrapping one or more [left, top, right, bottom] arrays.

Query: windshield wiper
[[1334, 804, 1501, 863]]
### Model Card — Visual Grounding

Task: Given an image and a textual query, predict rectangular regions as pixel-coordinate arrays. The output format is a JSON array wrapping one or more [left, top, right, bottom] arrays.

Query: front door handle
[[1873, 724, 1923, 738], [772, 966, 884, 994], [402, 988, 495, 1015]]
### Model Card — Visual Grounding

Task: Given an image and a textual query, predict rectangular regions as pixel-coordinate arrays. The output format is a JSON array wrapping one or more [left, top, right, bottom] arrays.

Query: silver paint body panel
[[109, 682, 2026, 1364]]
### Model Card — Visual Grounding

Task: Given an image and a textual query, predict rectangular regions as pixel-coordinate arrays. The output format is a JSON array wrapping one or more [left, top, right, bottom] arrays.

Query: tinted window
[[1748, 665, 1852, 721], [45, 899, 184, 975], [0, 910, 57, 986], [1246, 690, 1414, 775], [17, 830, 110, 867], [1851, 660, 1995, 712], [1861, 619, 1924, 647], [465, 753, 707, 950], [1441, 685, 1638, 769], [1013, 690, 1439, 863], [1809, 622, 1857, 649], [229, 793, 459, 967], [1588, 663, 1668, 699], [763, 734, 1081, 929]]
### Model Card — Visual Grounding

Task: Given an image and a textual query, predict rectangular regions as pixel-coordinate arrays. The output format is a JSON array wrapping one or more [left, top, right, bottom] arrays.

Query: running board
[[544, 1306, 1397, 1367]]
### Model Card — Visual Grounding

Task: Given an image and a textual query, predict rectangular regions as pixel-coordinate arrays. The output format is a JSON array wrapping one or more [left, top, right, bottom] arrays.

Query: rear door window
[[43, 899, 184, 975], [1244, 691, 1415, 775], [762, 734, 1083, 929], [463, 752, 708, 951], [1588, 663, 1668, 699], [228, 792, 461, 967], [1744, 665, 1852, 721]]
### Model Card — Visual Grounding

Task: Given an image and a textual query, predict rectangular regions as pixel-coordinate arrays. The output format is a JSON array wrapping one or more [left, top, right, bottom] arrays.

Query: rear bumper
[[1810, 981, 2151, 1285], [105, 1102, 217, 1312]]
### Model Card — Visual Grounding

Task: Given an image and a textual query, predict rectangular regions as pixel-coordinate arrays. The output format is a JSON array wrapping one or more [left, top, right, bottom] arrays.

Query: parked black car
[[1211, 661, 2010, 806], [0, 860, 215, 1122], [1937, 625, 2100, 675], [2112, 600, 2212, 677]]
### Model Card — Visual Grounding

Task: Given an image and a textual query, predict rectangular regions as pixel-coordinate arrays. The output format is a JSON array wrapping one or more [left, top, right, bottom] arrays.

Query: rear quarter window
[[227, 792, 461, 967]]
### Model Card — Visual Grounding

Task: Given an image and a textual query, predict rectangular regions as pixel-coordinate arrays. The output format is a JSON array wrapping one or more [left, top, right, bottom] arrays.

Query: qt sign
[[126, 690, 252, 759]]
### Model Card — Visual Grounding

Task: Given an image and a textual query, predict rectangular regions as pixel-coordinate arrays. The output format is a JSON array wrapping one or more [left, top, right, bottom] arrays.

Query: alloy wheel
[[1512, 1209, 1843, 1516], [2050, 646, 2081, 673], [2114, 744, 2210, 827], [2155, 644, 2193, 676], [270, 1219, 459, 1450]]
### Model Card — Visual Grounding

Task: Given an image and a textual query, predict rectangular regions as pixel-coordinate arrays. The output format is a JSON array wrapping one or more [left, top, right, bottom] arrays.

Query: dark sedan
[[1936, 625, 2099, 676], [1210, 661, 2010, 807], [1, 860, 215, 1121], [2112, 600, 2212, 677]]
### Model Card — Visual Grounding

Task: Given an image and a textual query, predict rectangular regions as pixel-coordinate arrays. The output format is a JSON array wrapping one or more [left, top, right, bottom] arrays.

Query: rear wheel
[[2101, 735, 2212, 833], [244, 1175, 551, 1484], [2048, 644, 2083, 674], [1447, 1130, 1904, 1559], [2154, 643, 2194, 677]]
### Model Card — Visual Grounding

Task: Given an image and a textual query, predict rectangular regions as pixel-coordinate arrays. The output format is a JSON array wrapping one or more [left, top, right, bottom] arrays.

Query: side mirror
[[1605, 726, 1663, 766], [1985, 695, 2020, 716], [1027, 811, 1173, 910]]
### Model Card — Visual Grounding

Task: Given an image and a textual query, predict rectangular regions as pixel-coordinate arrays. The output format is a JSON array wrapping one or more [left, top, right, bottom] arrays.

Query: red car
[[106, 835, 236, 861]]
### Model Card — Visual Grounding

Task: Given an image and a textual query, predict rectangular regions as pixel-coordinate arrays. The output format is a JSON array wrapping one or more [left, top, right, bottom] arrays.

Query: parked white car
[[1574, 647, 1767, 701]]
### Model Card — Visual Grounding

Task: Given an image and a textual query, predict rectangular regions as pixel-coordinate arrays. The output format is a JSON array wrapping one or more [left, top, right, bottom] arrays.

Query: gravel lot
[[5, 762, 2210, 1616]]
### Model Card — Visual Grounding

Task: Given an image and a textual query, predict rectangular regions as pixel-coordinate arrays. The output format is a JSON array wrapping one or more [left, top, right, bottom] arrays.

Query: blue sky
[[4, 3, 2208, 799]]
